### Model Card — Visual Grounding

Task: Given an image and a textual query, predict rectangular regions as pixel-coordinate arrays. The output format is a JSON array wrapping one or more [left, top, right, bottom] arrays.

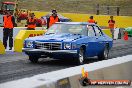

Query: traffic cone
[[84, 71, 88, 78], [123, 31, 128, 41]]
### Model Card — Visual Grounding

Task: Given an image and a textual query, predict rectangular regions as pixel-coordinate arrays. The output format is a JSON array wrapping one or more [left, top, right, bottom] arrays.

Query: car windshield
[[46, 24, 87, 35], [3, 4, 14, 10]]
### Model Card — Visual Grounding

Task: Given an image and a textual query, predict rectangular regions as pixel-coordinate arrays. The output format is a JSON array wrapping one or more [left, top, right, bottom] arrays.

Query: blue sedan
[[23, 22, 113, 65]]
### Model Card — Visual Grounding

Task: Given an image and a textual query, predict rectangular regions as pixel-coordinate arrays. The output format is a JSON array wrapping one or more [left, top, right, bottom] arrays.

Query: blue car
[[22, 22, 113, 64]]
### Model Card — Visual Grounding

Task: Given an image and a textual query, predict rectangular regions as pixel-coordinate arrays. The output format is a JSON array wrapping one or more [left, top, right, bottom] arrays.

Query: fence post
[[96, 4, 100, 15], [117, 7, 120, 16], [107, 5, 110, 15]]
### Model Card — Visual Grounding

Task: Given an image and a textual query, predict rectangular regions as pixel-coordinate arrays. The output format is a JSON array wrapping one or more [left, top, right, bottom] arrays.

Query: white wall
[[0, 27, 45, 49]]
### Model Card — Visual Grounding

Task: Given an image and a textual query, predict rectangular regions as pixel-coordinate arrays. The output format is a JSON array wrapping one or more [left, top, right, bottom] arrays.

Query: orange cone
[[124, 31, 128, 41], [84, 71, 88, 78]]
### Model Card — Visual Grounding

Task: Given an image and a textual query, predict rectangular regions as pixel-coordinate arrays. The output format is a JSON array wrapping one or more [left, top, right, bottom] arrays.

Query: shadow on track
[[33, 57, 99, 66]]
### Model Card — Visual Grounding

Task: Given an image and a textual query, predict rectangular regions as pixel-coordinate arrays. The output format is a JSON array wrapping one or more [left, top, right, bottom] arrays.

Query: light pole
[[13, 0, 18, 16]]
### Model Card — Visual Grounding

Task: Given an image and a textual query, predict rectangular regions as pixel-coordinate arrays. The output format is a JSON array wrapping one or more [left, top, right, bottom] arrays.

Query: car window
[[46, 24, 87, 35], [68, 26, 82, 34], [94, 26, 102, 37], [87, 25, 96, 37]]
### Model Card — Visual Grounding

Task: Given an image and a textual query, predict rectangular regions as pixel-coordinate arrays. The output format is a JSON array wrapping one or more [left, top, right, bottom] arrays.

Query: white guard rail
[[0, 55, 132, 88]]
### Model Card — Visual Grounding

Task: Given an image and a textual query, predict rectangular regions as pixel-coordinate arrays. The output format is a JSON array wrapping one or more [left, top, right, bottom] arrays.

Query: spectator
[[108, 16, 115, 39], [27, 13, 37, 30], [88, 16, 97, 24], [47, 10, 60, 29], [3, 11, 15, 50]]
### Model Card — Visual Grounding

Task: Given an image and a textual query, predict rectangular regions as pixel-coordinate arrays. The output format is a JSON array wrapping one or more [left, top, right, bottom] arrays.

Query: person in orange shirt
[[27, 13, 37, 30], [47, 10, 60, 29], [88, 16, 97, 24], [108, 16, 115, 39], [3, 11, 15, 50]]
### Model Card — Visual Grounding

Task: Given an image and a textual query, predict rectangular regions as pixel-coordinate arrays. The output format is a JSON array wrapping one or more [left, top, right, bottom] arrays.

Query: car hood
[[26, 33, 84, 42]]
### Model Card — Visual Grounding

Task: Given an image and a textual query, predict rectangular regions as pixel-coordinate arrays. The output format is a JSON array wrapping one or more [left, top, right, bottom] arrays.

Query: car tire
[[76, 47, 85, 65], [98, 45, 109, 60], [29, 55, 39, 63]]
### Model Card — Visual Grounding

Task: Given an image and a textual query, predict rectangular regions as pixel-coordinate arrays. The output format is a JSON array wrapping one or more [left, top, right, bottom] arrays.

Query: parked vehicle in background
[[17, 9, 28, 22], [23, 22, 113, 65], [0, 2, 16, 26], [0, 1, 29, 26]]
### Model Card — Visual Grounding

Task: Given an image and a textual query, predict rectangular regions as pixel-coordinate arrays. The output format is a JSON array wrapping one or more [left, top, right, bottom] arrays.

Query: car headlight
[[64, 43, 71, 49], [26, 41, 34, 48]]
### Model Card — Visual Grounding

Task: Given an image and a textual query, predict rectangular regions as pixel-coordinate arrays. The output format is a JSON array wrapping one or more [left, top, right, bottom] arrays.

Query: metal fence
[[95, 4, 132, 16]]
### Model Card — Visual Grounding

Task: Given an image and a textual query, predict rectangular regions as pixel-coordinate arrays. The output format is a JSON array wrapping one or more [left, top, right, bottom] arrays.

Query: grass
[[1, 0, 132, 16]]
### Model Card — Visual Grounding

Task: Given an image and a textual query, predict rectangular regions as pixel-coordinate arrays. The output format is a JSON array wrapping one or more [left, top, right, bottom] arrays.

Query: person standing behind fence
[[47, 10, 60, 29], [3, 11, 15, 50], [88, 16, 97, 24], [27, 13, 37, 30], [108, 16, 115, 39]]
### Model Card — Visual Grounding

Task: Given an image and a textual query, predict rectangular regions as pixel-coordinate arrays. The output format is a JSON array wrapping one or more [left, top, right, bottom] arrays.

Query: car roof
[[3, 2, 15, 5], [55, 22, 97, 26]]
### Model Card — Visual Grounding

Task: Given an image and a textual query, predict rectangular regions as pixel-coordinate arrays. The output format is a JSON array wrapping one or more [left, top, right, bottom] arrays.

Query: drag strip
[[0, 38, 132, 83]]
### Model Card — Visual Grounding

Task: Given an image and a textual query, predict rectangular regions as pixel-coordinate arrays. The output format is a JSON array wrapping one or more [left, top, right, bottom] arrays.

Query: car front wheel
[[29, 55, 39, 63], [76, 47, 85, 65]]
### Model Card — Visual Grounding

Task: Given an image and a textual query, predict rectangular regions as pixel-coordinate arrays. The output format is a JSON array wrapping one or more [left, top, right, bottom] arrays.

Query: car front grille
[[35, 42, 62, 50]]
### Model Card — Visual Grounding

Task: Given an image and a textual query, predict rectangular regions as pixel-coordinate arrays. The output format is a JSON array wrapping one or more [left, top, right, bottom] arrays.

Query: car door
[[85, 25, 98, 57], [93, 26, 105, 54]]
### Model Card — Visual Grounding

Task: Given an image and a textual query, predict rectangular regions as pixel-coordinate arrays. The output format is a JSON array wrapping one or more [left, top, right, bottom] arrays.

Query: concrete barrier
[[0, 40, 5, 54], [0, 27, 46, 50], [101, 28, 123, 39], [14, 30, 46, 52], [0, 55, 132, 88]]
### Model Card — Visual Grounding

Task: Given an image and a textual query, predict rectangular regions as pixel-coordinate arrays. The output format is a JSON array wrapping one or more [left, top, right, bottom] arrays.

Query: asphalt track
[[0, 38, 132, 83]]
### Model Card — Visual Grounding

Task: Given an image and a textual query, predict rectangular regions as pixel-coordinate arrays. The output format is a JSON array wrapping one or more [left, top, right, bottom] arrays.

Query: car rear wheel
[[76, 47, 85, 65], [29, 55, 39, 63], [98, 45, 109, 60]]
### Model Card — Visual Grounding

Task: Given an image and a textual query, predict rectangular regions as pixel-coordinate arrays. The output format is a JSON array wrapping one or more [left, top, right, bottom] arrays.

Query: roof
[[55, 22, 96, 25], [2, 2, 15, 5]]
